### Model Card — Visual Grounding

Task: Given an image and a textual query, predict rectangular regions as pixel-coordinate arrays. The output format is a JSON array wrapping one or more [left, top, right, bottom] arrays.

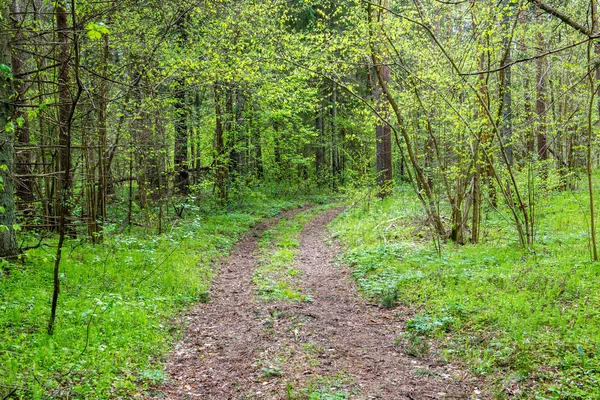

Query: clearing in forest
[[149, 207, 484, 399]]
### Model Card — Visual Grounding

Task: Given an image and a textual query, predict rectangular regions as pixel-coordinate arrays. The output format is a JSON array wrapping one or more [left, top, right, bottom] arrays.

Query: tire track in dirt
[[149, 207, 486, 399]]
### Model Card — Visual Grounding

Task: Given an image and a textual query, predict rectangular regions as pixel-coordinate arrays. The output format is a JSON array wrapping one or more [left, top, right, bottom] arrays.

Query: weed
[[252, 358, 284, 378], [380, 287, 400, 309], [403, 333, 430, 357], [414, 368, 438, 377], [301, 374, 354, 400], [406, 314, 455, 335]]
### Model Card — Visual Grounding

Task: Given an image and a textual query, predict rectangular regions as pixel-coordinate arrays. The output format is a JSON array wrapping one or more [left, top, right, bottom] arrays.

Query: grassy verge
[[330, 184, 600, 399], [253, 204, 337, 302], [0, 191, 321, 399]]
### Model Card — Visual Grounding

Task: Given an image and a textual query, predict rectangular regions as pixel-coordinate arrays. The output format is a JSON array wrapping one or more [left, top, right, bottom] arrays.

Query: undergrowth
[[286, 374, 355, 399], [253, 204, 337, 302], [0, 190, 323, 399], [331, 183, 600, 399]]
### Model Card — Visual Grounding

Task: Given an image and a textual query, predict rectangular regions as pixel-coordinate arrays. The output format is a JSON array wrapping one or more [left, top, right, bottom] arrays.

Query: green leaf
[[12, 224, 21, 232], [0, 64, 12, 80], [4, 122, 15, 133], [86, 22, 110, 40]]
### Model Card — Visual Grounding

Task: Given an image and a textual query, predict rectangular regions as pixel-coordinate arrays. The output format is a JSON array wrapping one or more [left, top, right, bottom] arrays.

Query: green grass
[[253, 204, 337, 302], [286, 374, 354, 400], [330, 182, 600, 399], [0, 192, 318, 399]]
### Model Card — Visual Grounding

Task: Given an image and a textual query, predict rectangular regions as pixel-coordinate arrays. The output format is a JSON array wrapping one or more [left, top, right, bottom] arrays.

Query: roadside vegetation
[[0, 190, 320, 399], [332, 180, 600, 399]]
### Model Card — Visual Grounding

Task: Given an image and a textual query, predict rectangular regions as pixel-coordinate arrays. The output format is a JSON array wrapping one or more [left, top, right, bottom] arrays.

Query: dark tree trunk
[[174, 80, 189, 194], [0, 4, 18, 258], [9, 0, 34, 212], [500, 51, 513, 165], [330, 83, 340, 188], [315, 99, 325, 185], [375, 63, 393, 198], [214, 84, 228, 204], [55, 0, 72, 229]]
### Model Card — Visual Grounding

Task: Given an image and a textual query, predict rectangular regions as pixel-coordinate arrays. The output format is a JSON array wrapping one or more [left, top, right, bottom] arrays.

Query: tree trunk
[[0, 4, 18, 258], [374, 0, 393, 198], [500, 45, 513, 165], [174, 80, 189, 194], [9, 0, 34, 212], [536, 11, 548, 161], [214, 84, 228, 204], [330, 83, 340, 189], [315, 97, 325, 185], [55, 0, 72, 232], [95, 17, 111, 243]]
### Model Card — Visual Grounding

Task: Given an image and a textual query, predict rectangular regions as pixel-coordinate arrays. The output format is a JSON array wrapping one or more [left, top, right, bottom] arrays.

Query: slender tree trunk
[[588, 3, 599, 261], [0, 4, 18, 258], [500, 49, 513, 165], [522, 7, 534, 156], [95, 20, 110, 243], [49, 0, 81, 334], [9, 0, 34, 212], [536, 11, 548, 161], [315, 96, 325, 185], [174, 80, 189, 193], [330, 83, 340, 189], [214, 84, 228, 204], [375, 63, 393, 198], [374, 0, 393, 198], [225, 84, 237, 181], [55, 0, 72, 232]]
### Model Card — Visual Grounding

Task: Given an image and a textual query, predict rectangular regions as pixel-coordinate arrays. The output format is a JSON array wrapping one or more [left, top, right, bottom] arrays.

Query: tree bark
[[174, 80, 190, 194], [214, 84, 228, 204], [0, 4, 18, 258], [374, 0, 393, 198], [536, 10, 548, 161], [55, 0, 72, 230], [9, 0, 34, 211]]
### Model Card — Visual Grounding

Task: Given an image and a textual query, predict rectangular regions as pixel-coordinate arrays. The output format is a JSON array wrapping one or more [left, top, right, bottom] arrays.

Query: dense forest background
[[1, 0, 597, 250], [2, 0, 600, 398]]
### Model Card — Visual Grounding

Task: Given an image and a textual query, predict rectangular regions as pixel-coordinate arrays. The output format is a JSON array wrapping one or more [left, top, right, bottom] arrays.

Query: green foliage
[[252, 358, 284, 378], [0, 193, 308, 399], [331, 181, 600, 398], [0, 63, 12, 80], [286, 374, 354, 400], [406, 314, 455, 336], [85, 22, 110, 40], [401, 333, 431, 358]]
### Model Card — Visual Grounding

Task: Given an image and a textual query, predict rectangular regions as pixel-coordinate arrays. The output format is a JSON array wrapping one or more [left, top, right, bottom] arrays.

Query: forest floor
[[148, 207, 485, 399]]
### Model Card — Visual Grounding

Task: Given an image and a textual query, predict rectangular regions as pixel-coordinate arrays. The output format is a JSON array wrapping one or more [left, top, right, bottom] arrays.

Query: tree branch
[[529, 0, 591, 36]]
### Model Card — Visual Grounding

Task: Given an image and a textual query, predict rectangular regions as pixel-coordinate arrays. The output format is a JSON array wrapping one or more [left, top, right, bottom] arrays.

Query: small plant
[[406, 314, 454, 336], [300, 374, 355, 400], [252, 359, 284, 378], [286, 382, 300, 399], [380, 287, 400, 309], [403, 333, 430, 357]]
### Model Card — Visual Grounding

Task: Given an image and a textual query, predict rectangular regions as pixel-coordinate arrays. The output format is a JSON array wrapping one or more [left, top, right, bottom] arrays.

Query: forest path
[[150, 208, 484, 399]]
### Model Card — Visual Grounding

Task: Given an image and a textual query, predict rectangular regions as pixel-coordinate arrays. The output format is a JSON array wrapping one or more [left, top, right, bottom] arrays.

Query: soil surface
[[149, 208, 486, 399]]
